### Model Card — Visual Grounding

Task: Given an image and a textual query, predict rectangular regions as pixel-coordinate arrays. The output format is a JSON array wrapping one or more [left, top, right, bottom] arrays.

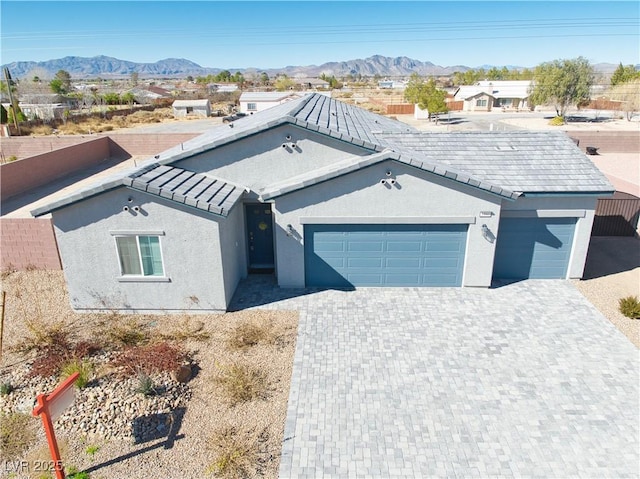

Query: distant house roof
[[147, 86, 172, 97], [32, 93, 612, 217], [172, 99, 210, 108], [296, 77, 330, 87], [210, 83, 239, 93], [455, 80, 532, 101], [239, 91, 302, 103]]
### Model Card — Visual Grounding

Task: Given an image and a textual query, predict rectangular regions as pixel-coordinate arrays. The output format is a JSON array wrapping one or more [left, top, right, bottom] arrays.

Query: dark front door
[[246, 204, 275, 272]]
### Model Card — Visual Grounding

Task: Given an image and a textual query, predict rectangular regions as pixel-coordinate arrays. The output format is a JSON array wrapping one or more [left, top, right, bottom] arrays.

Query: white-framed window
[[114, 234, 165, 277], [247, 102, 257, 111], [476, 98, 487, 107]]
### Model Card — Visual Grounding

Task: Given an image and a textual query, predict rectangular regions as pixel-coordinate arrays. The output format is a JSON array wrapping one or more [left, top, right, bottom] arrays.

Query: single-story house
[[455, 81, 532, 111], [296, 77, 330, 90], [172, 99, 211, 118], [32, 93, 613, 313], [239, 91, 304, 114], [378, 80, 406, 89]]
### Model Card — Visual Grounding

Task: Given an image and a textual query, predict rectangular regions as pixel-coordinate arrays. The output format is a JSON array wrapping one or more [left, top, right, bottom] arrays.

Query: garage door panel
[[387, 241, 423, 252], [385, 257, 422, 268], [348, 257, 384, 268], [305, 224, 467, 287], [493, 217, 575, 280], [315, 241, 346, 252]]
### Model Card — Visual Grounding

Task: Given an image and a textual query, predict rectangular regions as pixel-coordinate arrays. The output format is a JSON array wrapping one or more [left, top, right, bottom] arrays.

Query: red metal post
[[32, 372, 79, 479], [34, 394, 65, 479]]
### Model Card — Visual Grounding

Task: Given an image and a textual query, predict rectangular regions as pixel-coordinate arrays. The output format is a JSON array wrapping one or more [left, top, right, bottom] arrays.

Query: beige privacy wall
[[1, 218, 61, 270]]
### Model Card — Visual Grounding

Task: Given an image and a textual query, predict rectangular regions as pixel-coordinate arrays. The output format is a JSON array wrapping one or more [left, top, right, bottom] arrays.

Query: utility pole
[[3, 67, 21, 135]]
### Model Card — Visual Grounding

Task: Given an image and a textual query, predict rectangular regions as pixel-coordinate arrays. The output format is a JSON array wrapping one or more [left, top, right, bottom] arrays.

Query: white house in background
[[378, 80, 406, 89], [454, 81, 532, 112], [239, 92, 304, 114], [172, 99, 211, 118]]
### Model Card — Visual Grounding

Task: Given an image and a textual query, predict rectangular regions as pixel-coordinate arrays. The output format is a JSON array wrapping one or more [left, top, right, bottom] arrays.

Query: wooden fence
[[592, 191, 640, 236]]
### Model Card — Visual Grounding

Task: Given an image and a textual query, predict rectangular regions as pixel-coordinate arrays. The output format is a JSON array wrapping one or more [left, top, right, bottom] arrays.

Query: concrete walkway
[[230, 279, 639, 478]]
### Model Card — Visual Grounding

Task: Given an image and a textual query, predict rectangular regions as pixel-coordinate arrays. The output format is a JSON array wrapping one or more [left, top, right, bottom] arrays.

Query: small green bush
[[0, 382, 14, 395], [618, 296, 640, 319], [60, 359, 94, 388], [548, 116, 566, 126], [134, 372, 157, 396]]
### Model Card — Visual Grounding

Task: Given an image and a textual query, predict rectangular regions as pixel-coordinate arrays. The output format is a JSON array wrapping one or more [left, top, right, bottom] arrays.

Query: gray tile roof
[[32, 164, 246, 217], [374, 131, 614, 194], [31, 93, 613, 217], [124, 164, 246, 216]]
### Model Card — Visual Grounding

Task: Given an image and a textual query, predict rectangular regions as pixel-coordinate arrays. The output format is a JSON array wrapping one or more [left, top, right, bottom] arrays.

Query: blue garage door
[[493, 217, 576, 280], [304, 224, 467, 287]]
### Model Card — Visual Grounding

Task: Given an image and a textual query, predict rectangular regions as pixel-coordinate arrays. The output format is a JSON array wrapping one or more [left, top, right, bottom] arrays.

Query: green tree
[[102, 92, 121, 105], [529, 57, 594, 118], [121, 91, 135, 106], [259, 72, 269, 85], [274, 75, 295, 91], [610, 63, 640, 86], [404, 73, 425, 104], [404, 74, 448, 120], [50, 69, 72, 94]]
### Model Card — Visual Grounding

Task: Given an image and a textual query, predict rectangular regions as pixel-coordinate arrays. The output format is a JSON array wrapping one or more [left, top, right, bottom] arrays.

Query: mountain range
[[1, 54, 621, 79]]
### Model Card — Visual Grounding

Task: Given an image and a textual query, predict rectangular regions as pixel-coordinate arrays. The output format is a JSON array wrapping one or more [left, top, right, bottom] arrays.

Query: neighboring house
[[209, 83, 239, 94], [2, 102, 68, 121], [172, 99, 211, 118], [130, 86, 173, 104], [32, 93, 613, 313], [239, 92, 303, 114], [378, 80, 406, 89], [455, 81, 532, 111], [296, 77, 330, 90]]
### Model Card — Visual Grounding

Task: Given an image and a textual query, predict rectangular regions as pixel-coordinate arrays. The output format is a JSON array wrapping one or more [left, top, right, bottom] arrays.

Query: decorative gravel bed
[[0, 270, 298, 478]]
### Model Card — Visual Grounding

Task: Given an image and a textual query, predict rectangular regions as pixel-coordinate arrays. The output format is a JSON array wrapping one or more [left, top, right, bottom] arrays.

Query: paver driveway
[[230, 279, 639, 478]]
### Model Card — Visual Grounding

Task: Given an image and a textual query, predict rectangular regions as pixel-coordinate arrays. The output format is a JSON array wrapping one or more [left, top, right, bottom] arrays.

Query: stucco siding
[[219, 201, 247, 305], [273, 160, 502, 288], [175, 125, 372, 191], [52, 187, 229, 312], [499, 196, 598, 279]]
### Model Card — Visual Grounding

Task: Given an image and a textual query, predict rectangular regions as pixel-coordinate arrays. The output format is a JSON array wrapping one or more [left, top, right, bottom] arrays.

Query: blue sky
[[1, 1, 638, 70]]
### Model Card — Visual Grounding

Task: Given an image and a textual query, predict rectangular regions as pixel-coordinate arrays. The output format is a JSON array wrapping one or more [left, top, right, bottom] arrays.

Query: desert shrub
[[101, 316, 149, 348], [227, 320, 275, 350], [28, 339, 100, 379], [214, 362, 267, 404], [619, 296, 640, 319], [110, 342, 185, 377], [12, 318, 69, 354], [0, 382, 14, 395], [60, 359, 94, 388], [29, 124, 55, 136], [548, 116, 565, 126], [207, 425, 259, 479], [134, 371, 157, 396], [158, 317, 210, 342], [0, 412, 36, 460]]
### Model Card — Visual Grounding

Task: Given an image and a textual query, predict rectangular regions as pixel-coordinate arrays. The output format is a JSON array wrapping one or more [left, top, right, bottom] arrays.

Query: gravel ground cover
[[0, 270, 297, 479]]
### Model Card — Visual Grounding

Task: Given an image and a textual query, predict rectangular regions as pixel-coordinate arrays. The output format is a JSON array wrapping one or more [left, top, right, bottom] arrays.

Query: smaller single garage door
[[304, 224, 467, 287], [493, 217, 576, 280]]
